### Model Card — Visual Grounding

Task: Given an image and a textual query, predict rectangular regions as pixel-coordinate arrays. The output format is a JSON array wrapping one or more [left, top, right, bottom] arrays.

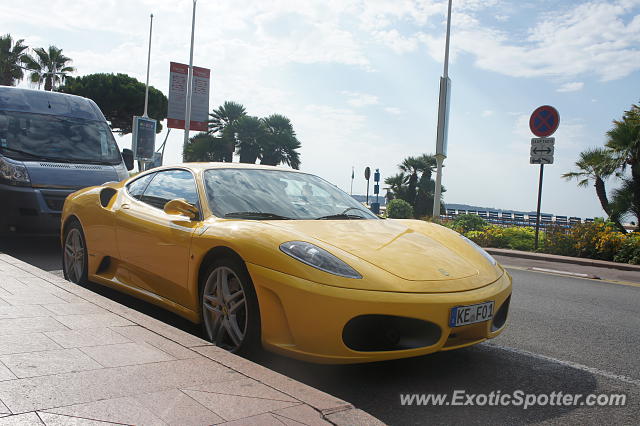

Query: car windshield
[[203, 168, 379, 220], [0, 110, 121, 164]]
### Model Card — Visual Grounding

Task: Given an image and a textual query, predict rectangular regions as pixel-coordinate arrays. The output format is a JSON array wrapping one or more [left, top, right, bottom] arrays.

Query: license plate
[[449, 301, 494, 327]]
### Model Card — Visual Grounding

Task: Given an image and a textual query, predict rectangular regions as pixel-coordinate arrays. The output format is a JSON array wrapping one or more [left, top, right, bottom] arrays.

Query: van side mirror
[[164, 198, 199, 220], [122, 149, 134, 171]]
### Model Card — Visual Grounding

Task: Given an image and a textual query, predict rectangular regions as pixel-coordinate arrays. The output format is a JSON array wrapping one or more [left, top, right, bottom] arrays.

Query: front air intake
[[342, 315, 441, 352]]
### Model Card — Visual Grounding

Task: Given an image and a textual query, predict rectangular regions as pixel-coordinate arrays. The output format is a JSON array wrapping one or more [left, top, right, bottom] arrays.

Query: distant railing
[[441, 209, 592, 229]]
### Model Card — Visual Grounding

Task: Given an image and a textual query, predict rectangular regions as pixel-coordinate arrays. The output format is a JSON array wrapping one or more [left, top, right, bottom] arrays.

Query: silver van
[[0, 87, 134, 235]]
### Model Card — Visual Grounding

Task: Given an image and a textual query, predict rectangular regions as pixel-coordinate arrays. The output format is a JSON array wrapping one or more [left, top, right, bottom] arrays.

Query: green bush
[[465, 225, 534, 250], [386, 199, 414, 219], [613, 235, 640, 265], [451, 214, 488, 233]]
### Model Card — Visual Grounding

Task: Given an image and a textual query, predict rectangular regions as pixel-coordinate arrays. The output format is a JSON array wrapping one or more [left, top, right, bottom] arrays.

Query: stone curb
[[0, 253, 384, 426], [486, 248, 640, 272]]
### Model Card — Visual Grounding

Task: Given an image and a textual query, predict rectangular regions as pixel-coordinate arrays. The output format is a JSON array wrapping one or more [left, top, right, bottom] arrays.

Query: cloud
[[481, 110, 494, 117], [384, 107, 403, 115], [341, 91, 380, 107], [557, 82, 584, 92]]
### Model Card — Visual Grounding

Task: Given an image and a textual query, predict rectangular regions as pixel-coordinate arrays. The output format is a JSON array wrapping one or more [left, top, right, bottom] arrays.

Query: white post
[[183, 0, 197, 154], [143, 13, 153, 118], [432, 0, 452, 219]]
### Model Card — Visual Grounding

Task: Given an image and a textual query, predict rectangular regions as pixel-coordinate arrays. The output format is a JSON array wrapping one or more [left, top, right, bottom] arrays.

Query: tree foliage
[[0, 34, 29, 86], [22, 45, 75, 91], [183, 132, 232, 162], [59, 73, 167, 134], [384, 153, 442, 218], [203, 101, 302, 169], [386, 199, 414, 219], [565, 103, 640, 231]]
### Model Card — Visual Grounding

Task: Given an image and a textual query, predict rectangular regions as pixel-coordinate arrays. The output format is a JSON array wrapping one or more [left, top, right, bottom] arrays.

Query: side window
[[140, 169, 198, 210], [126, 173, 155, 200]]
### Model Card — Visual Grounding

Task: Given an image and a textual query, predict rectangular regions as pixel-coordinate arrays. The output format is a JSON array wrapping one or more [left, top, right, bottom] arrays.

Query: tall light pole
[[432, 0, 452, 219], [183, 0, 197, 151], [143, 13, 153, 118]]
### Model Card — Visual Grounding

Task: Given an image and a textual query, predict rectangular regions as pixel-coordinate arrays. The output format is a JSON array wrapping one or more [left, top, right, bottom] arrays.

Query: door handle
[[121, 204, 130, 210]]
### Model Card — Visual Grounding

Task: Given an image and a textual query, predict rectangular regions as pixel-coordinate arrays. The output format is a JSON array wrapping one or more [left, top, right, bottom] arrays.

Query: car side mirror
[[122, 149, 134, 171], [164, 198, 199, 220]]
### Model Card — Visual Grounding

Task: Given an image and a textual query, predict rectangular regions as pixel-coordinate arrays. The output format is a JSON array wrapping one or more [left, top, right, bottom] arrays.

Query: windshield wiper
[[224, 211, 293, 220], [316, 213, 367, 220]]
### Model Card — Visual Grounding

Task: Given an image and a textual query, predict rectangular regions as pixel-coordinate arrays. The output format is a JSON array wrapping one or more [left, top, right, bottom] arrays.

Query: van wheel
[[201, 258, 261, 355], [62, 220, 88, 285]]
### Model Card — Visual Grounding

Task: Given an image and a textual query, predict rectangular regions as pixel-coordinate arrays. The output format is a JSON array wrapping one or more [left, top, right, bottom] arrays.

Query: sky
[[3, 0, 640, 218]]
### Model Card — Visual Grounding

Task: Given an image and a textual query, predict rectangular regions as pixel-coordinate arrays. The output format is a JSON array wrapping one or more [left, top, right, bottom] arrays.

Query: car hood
[[265, 219, 502, 289]]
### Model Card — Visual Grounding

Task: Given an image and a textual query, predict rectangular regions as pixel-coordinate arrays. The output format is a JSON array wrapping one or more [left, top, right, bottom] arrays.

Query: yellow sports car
[[61, 163, 512, 363]]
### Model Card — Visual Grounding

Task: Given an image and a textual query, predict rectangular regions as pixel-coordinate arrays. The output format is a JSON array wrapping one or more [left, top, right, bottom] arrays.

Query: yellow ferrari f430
[[61, 163, 512, 363]]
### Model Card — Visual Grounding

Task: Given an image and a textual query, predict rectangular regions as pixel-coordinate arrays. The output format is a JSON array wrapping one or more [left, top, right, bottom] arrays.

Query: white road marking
[[528, 267, 600, 280], [483, 342, 640, 387]]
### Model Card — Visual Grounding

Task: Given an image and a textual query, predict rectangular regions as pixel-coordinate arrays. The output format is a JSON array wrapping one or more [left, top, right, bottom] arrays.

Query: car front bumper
[[248, 262, 512, 364], [0, 183, 74, 236]]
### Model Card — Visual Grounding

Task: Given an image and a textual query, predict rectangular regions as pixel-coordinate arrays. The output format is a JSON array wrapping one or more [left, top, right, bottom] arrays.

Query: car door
[[115, 169, 201, 308]]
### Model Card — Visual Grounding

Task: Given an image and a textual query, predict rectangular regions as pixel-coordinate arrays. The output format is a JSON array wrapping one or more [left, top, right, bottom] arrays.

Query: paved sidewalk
[[0, 254, 383, 425]]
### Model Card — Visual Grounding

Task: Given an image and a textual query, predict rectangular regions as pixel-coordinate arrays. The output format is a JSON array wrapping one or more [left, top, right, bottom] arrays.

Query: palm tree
[[562, 147, 626, 232], [207, 101, 247, 163], [183, 133, 232, 162], [231, 116, 264, 164], [398, 156, 422, 206], [22, 45, 75, 91], [259, 114, 301, 169], [384, 173, 406, 201], [606, 105, 640, 227], [0, 34, 29, 86]]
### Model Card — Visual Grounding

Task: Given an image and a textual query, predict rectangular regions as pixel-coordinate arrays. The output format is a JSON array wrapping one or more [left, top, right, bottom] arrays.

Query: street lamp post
[[183, 0, 197, 152], [432, 0, 453, 219]]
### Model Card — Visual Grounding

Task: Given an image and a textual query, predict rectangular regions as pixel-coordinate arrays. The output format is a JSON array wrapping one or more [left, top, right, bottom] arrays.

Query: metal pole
[[183, 0, 197, 153], [366, 178, 370, 206], [350, 167, 354, 195], [534, 164, 544, 250], [443, 0, 452, 79], [432, 0, 452, 219], [434, 154, 444, 218], [143, 13, 153, 117]]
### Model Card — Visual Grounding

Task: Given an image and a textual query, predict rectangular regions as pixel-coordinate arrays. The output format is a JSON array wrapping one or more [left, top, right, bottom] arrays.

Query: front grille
[[342, 315, 441, 352]]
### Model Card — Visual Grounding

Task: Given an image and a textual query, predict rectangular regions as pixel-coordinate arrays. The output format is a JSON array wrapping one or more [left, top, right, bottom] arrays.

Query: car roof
[[0, 86, 106, 122], [154, 162, 305, 173]]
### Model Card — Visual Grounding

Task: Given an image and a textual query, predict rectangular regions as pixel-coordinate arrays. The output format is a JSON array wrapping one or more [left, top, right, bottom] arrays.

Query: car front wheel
[[62, 220, 88, 285], [201, 258, 261, 354]]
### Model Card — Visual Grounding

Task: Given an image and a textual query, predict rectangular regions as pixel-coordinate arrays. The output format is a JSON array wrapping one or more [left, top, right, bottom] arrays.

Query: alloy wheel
[[63, 228, 85, 283], [202, 266, 248, 352]]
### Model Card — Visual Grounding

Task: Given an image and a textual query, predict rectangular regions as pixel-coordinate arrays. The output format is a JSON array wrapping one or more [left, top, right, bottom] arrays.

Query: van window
[[0, 110, 121, 165]]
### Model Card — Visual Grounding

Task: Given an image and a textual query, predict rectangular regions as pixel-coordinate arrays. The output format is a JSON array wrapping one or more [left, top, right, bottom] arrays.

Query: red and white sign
[[167, 62, 211, 131]]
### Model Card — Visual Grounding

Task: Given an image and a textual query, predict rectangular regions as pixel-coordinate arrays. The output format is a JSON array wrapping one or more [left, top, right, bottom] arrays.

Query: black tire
[[62, 219, 89, 285], [200, 257, 261, 355]]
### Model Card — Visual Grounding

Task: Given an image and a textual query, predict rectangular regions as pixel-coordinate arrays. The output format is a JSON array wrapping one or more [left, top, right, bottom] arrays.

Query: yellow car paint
[[61, 163, 512, 363]]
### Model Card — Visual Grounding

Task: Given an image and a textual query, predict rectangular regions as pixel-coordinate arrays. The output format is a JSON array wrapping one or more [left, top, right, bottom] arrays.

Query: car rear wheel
[[62, 221, 88, 285], [201, 258, 260, 354]]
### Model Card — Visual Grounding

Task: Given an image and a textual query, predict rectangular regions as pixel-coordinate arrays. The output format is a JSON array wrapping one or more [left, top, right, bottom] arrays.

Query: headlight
[[0, 156, 30, 186], [460, 235, 496, 266], [280, 241, 362, 279]]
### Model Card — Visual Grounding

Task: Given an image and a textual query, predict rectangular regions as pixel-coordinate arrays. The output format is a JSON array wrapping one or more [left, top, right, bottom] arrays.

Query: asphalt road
[[1, 236, 638, 425]]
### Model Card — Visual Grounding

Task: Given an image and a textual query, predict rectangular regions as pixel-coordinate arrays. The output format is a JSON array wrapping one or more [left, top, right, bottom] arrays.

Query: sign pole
[[534, 164, 544, 250], [432, 0, 453, 219], [183, 0, 197, 153], [143, 13, 153, 118]]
